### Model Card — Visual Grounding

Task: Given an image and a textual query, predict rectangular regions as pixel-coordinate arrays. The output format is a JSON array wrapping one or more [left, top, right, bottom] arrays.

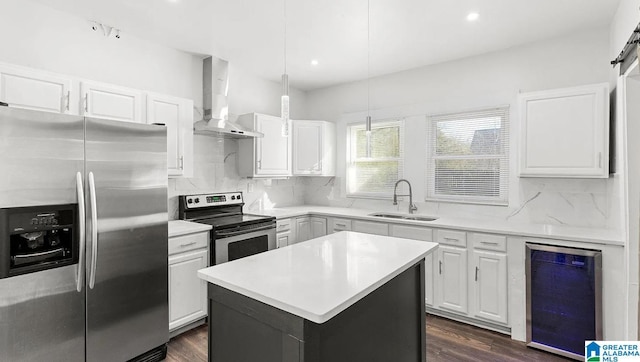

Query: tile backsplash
[[168, 136, 305, 219], [169, 137, 620, 230]]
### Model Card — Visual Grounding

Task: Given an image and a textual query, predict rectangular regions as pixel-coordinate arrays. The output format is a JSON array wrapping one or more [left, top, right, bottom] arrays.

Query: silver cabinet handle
[[598, 152, 602, 168], [65, 91, 71, 111], [480, 241, 499, 245], [257, 160, 262, 170], [76, 172, 85, 293], [475, 266, 479, 281], [439, 261, 442, 274], [179, 156, 184, 170], [88, 172, 98, 289], [84, 93, 89, 113], [335, 223, 347, 227], [180, 241, 197, 247]]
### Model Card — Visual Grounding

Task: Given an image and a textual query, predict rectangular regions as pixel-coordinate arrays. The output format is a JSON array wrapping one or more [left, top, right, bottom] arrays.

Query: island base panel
[[208, 260, 426, 362]]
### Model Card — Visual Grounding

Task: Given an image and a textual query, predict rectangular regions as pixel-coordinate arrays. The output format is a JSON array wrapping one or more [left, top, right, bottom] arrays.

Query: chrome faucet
[[393, 179, 418, 214]]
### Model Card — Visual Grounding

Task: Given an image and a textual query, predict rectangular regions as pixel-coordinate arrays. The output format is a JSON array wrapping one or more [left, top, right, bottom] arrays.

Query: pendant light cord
[[367, 0, 370, 118], [284, 0, 287, 75]]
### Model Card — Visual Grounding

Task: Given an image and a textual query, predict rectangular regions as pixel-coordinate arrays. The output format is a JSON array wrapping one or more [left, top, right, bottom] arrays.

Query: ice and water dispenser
[[0, 204, 78, 278]]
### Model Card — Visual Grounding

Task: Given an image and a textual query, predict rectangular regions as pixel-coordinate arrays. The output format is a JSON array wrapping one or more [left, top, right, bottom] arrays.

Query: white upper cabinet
[[292, 120, 336, 176], [237, 113, 292, 177], [518, 83, 610, 178], [146, 93, 194, 178], [81, 80, 143, 123], [0, 64, 74, 114]]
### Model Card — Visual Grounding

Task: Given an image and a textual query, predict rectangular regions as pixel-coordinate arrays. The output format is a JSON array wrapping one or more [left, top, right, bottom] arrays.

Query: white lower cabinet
[[436, 245, 468, 314], [471, 250, 508, 324], [328, 217, 352, 234], [168, 231, 209, 336], [276, 218, 295, 247], [469, 232, 508, 325], [295, 216, 327, 243], [389, 224, 435, 306]]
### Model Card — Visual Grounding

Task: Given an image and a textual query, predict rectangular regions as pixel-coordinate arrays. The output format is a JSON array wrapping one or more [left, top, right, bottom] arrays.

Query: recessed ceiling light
[[310, 59, 319, 66], [466, 12, 479, 21]]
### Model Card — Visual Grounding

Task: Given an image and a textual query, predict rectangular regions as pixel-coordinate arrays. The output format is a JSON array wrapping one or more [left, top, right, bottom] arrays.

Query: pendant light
[[281, 0, 290, 137], [365, 0, 372, 157]]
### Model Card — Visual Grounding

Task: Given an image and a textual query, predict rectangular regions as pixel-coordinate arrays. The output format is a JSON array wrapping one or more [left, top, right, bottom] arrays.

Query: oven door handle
[[215, 224, 275, 238]]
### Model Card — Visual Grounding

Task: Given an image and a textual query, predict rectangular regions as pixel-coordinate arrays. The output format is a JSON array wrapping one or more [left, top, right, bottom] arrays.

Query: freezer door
[[0, 107, 85, 362], [85, 118, 168, 361]]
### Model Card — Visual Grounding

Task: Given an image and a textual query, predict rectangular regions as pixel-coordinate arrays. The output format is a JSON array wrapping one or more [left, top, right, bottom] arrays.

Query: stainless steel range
[[178, 192, 276, 265]]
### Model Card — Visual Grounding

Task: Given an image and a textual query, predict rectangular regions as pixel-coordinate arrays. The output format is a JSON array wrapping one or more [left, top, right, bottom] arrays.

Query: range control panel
[[183, 192, 243, 208]]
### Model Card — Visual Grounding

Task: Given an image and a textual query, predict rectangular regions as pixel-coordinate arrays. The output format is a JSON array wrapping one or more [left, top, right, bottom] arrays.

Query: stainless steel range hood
[[194, 56, 263, 138]]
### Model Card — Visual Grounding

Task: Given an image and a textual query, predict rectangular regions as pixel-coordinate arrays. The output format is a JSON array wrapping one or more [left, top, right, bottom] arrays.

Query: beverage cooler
[[526, 243, 602, 360]]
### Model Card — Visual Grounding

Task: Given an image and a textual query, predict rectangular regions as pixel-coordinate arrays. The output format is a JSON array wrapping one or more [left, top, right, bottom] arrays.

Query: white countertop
[[168, 220, 212, 238], [258, 206, 624, 245], [198, 231, 438, 323]]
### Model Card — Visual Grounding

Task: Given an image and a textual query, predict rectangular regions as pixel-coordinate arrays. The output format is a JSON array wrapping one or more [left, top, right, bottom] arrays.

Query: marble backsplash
[[168, 136, 620, 230], [168, 136, 305, 219], [301, 176, 618, 229]]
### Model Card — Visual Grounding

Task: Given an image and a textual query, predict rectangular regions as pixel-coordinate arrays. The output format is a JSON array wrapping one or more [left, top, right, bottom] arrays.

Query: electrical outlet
[[247, 183, 254, 193]]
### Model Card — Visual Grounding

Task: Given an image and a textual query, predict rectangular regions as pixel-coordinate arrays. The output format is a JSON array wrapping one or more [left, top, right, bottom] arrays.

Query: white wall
[[304, 27, 618, 229]]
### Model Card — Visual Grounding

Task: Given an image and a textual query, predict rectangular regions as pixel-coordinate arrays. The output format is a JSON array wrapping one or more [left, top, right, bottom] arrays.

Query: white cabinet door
[[81, 81, 143, 123], [310, 217, 327, 238], [436, 245, 468, 315], [293, 121, 322, 175], [0, 64, 73, 114], [146, 93, 194, 177], [352, 220, 389, 236], [471, 250, 508, 324], [168, 249, 208, 332], [295, 217, 311, 243], [277, 232, 292, 248], [292, 120, 336, 176], [518, 83, 609, 178], [237, 113, 292, 177]]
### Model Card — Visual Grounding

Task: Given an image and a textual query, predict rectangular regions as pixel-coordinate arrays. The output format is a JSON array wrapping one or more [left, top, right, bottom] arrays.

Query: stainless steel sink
[[368, 213, 438, 222]]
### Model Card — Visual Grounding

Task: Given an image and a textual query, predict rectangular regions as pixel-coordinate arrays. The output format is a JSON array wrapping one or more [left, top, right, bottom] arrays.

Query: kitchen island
[[197, 231, 438, 362]]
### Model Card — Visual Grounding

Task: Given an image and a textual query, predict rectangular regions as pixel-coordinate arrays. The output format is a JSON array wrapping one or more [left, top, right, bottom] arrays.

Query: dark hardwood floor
[[165, 314, 571, 361]]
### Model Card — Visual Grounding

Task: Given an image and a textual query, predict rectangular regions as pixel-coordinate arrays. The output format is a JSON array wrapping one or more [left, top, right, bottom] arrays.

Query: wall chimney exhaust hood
[[194, 56, 263, 139]]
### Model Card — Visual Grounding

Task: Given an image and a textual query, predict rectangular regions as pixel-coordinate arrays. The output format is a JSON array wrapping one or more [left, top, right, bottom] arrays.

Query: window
[[347, 120, 404, 197], [426, 107, 509, 205]]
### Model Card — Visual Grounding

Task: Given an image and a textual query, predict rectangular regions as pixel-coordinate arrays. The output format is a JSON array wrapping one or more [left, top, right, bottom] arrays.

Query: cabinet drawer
[[276, 218, 292, 233], [389, 224, 433, 242], [352, 220, 389, 236], [169, 232, 209, 255], [470, 233, 507, 252], [330, 218, 352, 232], [436, 229, 467, 247]]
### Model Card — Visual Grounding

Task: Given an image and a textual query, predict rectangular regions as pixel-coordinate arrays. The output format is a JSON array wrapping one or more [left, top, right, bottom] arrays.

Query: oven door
[[214, 225, 276, 264]]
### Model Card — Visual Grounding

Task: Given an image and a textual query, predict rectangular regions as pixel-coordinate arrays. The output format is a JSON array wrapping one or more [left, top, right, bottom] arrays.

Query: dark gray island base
[[207, 260, 425, 362]]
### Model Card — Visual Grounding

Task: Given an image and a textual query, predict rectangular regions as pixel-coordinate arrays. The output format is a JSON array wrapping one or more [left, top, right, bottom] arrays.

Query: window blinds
[[426, 107, 509, 205], [347, 120, 404, 197]]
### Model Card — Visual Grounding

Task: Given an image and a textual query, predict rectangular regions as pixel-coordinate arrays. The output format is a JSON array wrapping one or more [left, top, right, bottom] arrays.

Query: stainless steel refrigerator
[[0, 107, 169, 362]]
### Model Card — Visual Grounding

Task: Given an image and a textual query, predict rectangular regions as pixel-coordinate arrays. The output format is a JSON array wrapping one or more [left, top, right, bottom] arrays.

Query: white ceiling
[[31, 0, 620, 91]]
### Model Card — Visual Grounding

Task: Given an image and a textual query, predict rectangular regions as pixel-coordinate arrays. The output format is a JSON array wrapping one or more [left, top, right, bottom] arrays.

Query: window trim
[[425, 106, 510, 206], [346, 119, 405, 199]]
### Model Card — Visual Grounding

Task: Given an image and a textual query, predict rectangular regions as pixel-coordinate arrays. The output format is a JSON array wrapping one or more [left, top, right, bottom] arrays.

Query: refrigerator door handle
[[88, 171, 98, 289], [76, 172, 86, 292]]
